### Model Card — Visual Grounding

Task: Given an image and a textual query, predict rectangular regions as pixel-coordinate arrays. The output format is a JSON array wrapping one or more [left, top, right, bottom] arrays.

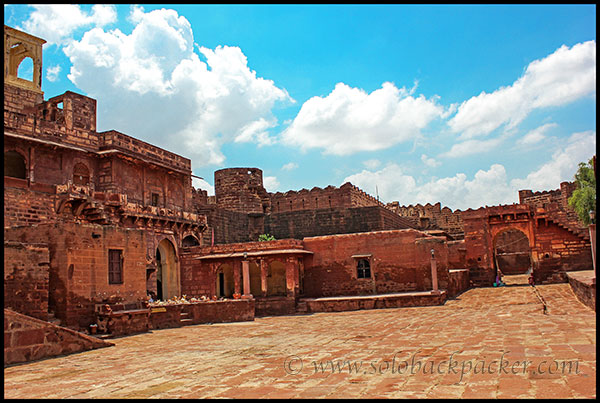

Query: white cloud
[[363, 159, 381, 170], [441, 137, 504, 158], [510, 130, 596, 191], [192, 177, 214, 196], [448, 40, 596, 139], [46, 65, 61, 82], [517, 123, 557, 146], [61, 7, 292, 166], [344, 164, 417, 204], [344, 163, 514, 210], [420, 154, 440, 168], [263, 176, 280, 192], [282, 162, 298, 171], [343, 130, 595, 210], [281, 82, 445, 155], [20, 4, 117, 46], [234, 118, 277, 146]]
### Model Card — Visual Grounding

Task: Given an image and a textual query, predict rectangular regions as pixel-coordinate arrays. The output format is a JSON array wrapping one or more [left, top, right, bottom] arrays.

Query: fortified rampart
[[387, 201, 464, 239], [198, 168, 414, 243], [214, 168, 270, 214], [269, 182, 385, 213], [518, 181, 577, 210]]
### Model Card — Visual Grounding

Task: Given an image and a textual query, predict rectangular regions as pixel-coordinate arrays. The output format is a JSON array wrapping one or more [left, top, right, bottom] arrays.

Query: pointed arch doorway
[[156, 239, 179, 300], [493, 228, 532, 276]]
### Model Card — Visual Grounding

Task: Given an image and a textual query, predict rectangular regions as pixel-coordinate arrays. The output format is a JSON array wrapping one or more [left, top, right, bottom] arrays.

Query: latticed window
[[357, 259, 371, 279], [108, 249, 123, 284]]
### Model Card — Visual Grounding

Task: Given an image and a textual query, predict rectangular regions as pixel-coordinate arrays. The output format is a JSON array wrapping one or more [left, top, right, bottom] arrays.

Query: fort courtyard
[[4, 281, 596, 399], [3, 13, 596, 400]]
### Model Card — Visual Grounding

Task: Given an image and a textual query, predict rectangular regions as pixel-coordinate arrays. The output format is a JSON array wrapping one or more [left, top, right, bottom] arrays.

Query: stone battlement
[[269, 182, 384, 212]]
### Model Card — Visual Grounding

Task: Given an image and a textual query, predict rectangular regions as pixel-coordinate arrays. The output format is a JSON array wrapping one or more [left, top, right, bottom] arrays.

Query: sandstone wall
[[4, 241, 50, 321]]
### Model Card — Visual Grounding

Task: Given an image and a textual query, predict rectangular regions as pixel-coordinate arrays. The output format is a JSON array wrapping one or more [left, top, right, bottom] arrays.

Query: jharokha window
[[356, 258, 371, 279], [73, 162, 90, 185], [108, 249, 123, 284]]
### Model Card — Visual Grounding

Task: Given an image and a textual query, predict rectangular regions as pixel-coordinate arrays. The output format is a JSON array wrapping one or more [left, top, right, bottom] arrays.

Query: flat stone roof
[[195, 249, 313, 260]]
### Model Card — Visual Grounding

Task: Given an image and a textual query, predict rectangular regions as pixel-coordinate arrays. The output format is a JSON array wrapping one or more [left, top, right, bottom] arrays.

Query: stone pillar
[[260, 259, 268, 297], [589, 223, 596, 282], [28, 146, 35, 184], [233, 261, 241, 295], [241, 259, 252, 299], [430, 249, 440, 294], [285, 257, 298, 297]]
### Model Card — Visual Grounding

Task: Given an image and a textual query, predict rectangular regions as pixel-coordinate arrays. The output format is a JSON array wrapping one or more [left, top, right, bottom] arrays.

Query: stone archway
[[156, 238, 179, 300], [493, 228, 532, 275]]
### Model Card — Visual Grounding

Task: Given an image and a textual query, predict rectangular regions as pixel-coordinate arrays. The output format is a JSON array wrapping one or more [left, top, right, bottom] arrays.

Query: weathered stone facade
[[4, 25, 205, 335], [3, 24, 594, 362], [462, 203, 591, 287]]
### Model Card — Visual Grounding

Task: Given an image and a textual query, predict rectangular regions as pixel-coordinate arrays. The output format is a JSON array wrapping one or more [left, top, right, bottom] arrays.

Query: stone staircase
[[295, 300, 308, 314], [180, 310, 193, 325], [546, 209, 590, 241]]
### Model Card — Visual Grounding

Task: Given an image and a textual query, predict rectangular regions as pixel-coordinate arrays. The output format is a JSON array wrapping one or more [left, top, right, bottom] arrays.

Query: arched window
[[357, 259, 371, 279], [73, 162, 90, 185], [17, 56, 34, 81], [182, 235, 200, 247], [4, 151, 27, 179]]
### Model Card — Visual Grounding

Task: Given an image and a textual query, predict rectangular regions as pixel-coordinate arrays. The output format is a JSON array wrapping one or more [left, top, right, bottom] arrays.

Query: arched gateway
[[156, 239, 179, 300], [493, 228, 532, 275]]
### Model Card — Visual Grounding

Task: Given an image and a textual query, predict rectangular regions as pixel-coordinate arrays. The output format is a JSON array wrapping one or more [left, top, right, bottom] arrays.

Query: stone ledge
[[299, 290, 446, 313], [4, 309, 114, 367], [566, 270, 596, 311]]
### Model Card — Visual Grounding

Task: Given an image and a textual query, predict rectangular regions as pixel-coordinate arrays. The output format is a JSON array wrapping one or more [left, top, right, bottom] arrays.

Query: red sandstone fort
[[3, 25, 595, 365]]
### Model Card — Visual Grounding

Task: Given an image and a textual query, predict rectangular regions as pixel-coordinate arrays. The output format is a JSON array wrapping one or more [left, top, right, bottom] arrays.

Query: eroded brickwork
[[387, 201, 464, 239], [302, 230, 450, 297], [4, 309, 112, 366], [201, 168, 415, 244], [4, 242, 50, 321], [462, 203, 592, 287], [5, 223, 147, 331]]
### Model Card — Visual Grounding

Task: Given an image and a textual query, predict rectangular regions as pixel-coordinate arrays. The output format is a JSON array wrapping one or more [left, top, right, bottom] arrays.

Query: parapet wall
[[264, 205, 414, 240], [518, 181, 577, 211], [99, 130, 191, 173], [387, 201, 464, 237], [5, 90, 99, 151], [269, 182, 384, 213], [4, 309, 113, 367]]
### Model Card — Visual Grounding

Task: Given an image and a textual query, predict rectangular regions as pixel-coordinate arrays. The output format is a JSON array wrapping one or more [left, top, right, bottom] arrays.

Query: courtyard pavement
[[4, 282, 596, 399]]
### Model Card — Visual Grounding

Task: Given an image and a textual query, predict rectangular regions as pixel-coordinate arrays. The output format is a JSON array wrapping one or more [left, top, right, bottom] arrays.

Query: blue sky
[[4, 4, 596, 210]]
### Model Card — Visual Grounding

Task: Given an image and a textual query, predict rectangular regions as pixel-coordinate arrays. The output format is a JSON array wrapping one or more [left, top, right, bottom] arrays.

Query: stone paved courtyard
[[4, 282, 596, 399]]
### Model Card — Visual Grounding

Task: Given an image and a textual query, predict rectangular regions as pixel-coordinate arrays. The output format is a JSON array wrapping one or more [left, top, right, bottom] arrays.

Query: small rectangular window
[[357, 258, 371, 279], [151, 193, 159, 207], [108, 249, 123, 284]]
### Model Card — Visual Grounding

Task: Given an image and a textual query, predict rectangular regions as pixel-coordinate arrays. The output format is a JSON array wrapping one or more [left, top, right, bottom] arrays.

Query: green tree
[[258, 233, 276, 242], [568, 157, 596, 225]]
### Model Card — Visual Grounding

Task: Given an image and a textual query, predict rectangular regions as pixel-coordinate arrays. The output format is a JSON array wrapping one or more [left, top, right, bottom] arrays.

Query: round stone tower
[[214, 168, 271, 214]]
